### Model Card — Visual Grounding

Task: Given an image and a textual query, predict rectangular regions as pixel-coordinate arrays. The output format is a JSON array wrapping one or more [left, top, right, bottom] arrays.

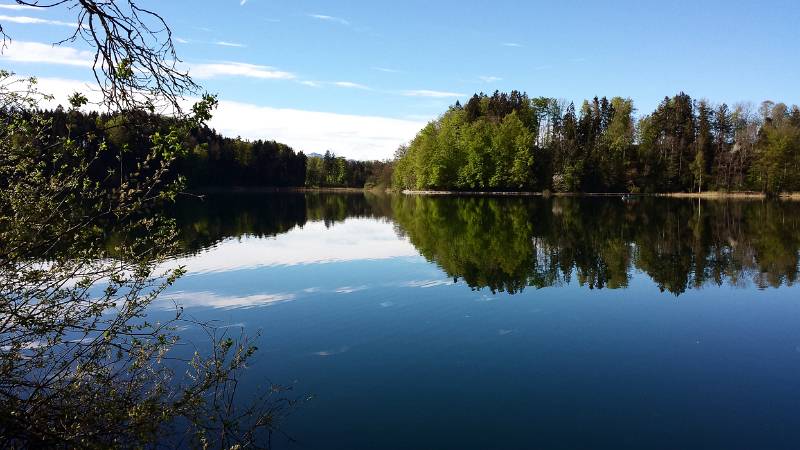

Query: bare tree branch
[[5, 0, 197, 113]]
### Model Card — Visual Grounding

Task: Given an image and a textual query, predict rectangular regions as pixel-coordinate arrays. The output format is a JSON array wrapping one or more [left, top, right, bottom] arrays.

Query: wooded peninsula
[[394, 92, 800, 194]]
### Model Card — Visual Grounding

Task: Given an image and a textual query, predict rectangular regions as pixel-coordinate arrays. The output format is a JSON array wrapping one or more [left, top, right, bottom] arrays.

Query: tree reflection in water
[[174, 193, 800, 296]]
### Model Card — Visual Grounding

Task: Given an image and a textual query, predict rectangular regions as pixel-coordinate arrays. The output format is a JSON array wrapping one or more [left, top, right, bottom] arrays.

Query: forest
[[15, 108, 390, 190], [18, 91, 800, 195], [392, 91, 800, 193]]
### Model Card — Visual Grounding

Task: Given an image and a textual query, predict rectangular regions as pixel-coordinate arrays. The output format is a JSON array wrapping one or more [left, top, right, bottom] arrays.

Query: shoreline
[[189, 187, 800, 200], [401, 190, 800, 200], [191, 186, 377, 194]]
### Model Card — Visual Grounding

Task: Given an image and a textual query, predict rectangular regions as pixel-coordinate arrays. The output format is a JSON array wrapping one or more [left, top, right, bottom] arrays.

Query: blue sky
[[0, 0, 798, 159]]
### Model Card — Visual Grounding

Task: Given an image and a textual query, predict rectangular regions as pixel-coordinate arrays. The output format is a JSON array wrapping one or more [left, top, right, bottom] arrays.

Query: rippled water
[[160, 193, 800, 449]]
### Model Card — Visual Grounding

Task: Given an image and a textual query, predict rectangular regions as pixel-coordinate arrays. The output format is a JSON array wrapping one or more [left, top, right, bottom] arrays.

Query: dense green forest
[[16, 108, 390, 189], [393, 91, 800, 193]]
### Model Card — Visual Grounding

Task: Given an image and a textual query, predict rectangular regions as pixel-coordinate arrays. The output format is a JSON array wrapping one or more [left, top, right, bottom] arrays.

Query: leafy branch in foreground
[[0, 73, 298, 448]]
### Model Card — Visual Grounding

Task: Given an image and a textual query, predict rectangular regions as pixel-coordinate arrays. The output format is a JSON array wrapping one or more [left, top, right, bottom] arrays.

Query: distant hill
[[306, 152, 324, 158]]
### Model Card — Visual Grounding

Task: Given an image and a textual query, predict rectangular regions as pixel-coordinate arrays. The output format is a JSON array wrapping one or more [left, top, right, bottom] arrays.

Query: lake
[[162, 193, 800, 449]]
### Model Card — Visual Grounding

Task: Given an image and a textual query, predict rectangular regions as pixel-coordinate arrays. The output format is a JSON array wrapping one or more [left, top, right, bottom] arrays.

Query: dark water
[[163, 193, 800, 449]]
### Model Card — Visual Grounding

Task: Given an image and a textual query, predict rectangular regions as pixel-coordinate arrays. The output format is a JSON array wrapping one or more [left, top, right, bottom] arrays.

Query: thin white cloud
[[173, 38, 250, 47], [0, 41, 93, 67], [0, 4, 38, 10], [479, 75, 502, 83], [299, 80, 321, 87], [189, 62, 295, 80], [239, 0, 248, 5], [2, 40, 294, 83], [214, 40, 246, 48], [403, 89, 464, 98], [309, 14, 350, 26], [502, 42, 523, 47], [333, 81, 370, 90], [373, 67, 400, 73], [0, 14, 77, 28]]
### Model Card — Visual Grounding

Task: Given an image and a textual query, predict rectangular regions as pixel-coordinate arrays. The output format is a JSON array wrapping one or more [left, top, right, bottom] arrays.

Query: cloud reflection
[[313, 346, 350, 357], [335, 286, 368, 294], [401, 279, 455, 288], [172, 219, 419, 275], [165, 291, 296, 309]]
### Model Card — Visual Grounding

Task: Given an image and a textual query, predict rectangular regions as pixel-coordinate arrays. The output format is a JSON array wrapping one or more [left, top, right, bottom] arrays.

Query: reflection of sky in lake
[[170, 218, 419, 274], [161, 214, 800, 450]]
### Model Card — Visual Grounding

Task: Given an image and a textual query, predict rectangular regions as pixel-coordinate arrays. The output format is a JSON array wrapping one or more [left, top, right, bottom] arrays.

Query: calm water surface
[[162, 193, 800, 449]]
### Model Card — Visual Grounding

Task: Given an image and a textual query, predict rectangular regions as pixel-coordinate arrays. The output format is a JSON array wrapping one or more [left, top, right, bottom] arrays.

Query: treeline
[[10, 107, 388, 189], [305, 151, 393, 188], [392, 91, 800, 193], [181, 126, 307, 187]]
